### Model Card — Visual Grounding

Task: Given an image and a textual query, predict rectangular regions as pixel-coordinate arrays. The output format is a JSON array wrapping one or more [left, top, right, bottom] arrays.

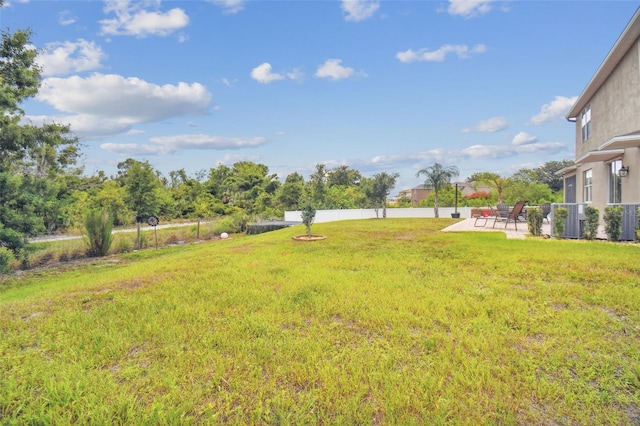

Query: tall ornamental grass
[[83, 209, 114, 257]]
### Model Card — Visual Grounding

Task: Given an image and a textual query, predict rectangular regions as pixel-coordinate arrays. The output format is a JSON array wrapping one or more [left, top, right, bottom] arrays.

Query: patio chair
[[540, 203, 551, 223], [493, 200, 527, 230], [492, 202, 510, 226]]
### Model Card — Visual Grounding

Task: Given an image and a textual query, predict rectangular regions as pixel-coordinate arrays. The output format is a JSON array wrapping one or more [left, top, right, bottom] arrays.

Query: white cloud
[[58, 10, 77, 26], [208, 0, 245, 14], [396, 44, 487, 63], [341, 0, 380, 22], [251, 63, 304, 84], [448, 0, 494, 18], [100, 134, 267, 155], [251, 63, 285, 84], [286, 68, 305, 82], [316, 59, 361, 80], [100, 0, 189, 37], [36, 39, 106, 77], [529, 95, 578, 125], [33, 73, 212, 137], [461, 116, 508, 133], [458, 141, 565, 160], [512, 131, 537, 146]]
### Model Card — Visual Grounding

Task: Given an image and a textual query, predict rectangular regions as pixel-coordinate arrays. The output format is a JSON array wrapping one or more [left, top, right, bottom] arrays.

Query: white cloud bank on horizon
[[100, 0, 189, 37], [36, 39, 106, 77], [31, 73, 212, 137], [100, 134, 267, 155], [339, 137, 566, 174], [341, 0, 380, 22], [529, 95, 578, 125], [396, 44, 487, 63], [461, 116, 508, 133]]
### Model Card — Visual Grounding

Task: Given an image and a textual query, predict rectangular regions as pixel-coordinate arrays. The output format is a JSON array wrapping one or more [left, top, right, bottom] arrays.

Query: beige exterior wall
[[622, 147, 640, 201], [575, 40, 640, 158], [572, 150, 640, 206], [570, 39, 640, 210]]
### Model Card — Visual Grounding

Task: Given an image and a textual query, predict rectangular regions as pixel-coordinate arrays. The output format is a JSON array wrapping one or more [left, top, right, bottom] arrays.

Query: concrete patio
[[441, 217, 551, 239]]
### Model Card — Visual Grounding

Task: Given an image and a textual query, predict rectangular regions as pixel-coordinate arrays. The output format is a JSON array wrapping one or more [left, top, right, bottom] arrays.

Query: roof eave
[[565, 7, 640, 121]]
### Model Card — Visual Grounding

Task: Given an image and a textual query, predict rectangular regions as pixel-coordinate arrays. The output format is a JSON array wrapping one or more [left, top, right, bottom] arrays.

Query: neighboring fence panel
[[551, 203, 586, 239]]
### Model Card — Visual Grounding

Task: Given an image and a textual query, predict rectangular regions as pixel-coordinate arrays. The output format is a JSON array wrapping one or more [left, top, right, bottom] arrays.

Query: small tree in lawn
[[300, 198, 316, 238], [416, 163, 459, 218], [365, 172, 399, 218]]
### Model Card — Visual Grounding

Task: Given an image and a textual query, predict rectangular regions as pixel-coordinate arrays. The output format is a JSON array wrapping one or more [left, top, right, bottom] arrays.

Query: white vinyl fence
[[284, 207, 473, 223]]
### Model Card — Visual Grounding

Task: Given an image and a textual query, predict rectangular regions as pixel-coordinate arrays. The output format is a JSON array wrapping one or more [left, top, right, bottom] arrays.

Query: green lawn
[[1, 219, 639, 425]]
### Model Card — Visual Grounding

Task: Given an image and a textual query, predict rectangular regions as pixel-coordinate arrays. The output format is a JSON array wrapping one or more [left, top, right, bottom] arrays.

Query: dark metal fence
[[551, 203, 586, 239], [608, 203, 640, 241]]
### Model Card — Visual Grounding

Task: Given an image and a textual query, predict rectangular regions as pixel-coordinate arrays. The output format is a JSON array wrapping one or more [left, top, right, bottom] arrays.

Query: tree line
[[0, 23, 570, 265]]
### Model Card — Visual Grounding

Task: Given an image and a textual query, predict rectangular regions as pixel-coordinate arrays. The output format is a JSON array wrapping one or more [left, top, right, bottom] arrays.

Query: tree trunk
[[434, 193, 439, 218]]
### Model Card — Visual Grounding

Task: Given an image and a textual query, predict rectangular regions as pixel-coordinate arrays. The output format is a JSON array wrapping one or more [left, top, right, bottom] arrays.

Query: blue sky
[[3, 0, 639, 193]]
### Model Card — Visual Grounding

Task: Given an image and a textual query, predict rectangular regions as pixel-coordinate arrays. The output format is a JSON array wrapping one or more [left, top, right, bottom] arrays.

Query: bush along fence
[[551, 203, 640, 241]]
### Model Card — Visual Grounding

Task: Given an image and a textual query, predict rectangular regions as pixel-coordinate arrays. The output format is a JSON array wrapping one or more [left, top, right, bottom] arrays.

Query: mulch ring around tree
[[292, 235, 327, 241]]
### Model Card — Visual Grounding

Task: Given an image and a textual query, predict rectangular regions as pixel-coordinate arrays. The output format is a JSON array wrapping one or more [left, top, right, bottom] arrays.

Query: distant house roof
[[566, 7, 640, 120]]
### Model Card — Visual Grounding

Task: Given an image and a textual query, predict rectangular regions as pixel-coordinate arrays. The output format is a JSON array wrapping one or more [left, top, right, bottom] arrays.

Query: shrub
[[467, 191, 490, 200], [0, 247, 14, 274], [583, 206, 599, 240], [300, 200, 316, 237], [553, 207, 569, 238], [115, 236, 133, 253], [603, 206, 624, 241], [212, 216, 237, 235], [83, 209, 114, 257], [527, 208, 542, 236]]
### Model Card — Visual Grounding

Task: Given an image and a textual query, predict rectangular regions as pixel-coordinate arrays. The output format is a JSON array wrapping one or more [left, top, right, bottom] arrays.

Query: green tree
[[364, 172, 399, 218], [416, 163, 459, 218], [327, 165, 362, 187], [218, 162, 280, 214], [307, 164, 328, 208], [0, 27, 80, 255], [89, 180, 132, 226], [276, 172, 305, 210], [472, 172, 511, 203], [533, 160, 574, 192], [122, 159, 163, 220]]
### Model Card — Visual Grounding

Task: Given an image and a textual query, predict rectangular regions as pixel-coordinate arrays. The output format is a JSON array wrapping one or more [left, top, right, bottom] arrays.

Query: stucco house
[[560, 7, 640, 215]]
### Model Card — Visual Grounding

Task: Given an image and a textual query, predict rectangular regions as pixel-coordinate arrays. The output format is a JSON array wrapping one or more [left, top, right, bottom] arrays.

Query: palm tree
[[416, 163, 459, 218], [473, 172, 511, 203]]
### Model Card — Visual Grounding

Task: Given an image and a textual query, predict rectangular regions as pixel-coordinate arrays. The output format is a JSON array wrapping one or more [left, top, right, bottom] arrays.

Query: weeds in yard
[[0, 219, 639, 424]]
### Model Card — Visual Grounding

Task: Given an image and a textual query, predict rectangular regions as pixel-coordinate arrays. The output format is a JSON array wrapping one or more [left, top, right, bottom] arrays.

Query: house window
[[583, 169, 592, 202], [581, 106, 591, 142], [609, 160, 622, 203]]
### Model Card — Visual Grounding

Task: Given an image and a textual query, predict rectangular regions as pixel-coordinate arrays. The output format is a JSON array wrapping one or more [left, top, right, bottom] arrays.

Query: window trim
[[609, 160, 622, 203], [583, 169, 592, 202], [581, 105, 591, 143]]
